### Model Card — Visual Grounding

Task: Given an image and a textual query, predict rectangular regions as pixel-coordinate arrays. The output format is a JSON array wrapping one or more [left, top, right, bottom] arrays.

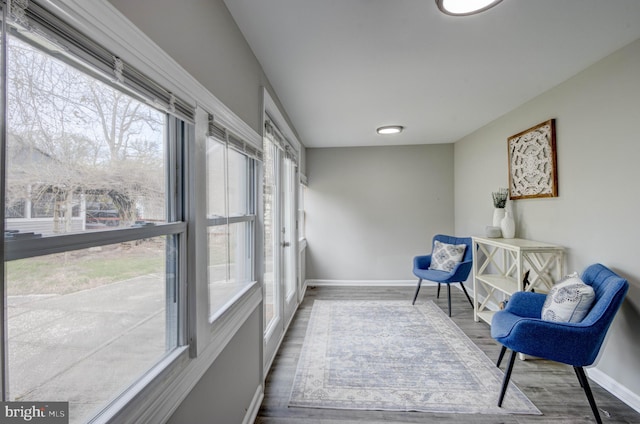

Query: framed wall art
[[507, 119, 558, 200]]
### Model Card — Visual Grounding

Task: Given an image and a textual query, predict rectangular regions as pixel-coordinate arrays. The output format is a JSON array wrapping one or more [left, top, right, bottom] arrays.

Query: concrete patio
[[8, 275, 167, 424]]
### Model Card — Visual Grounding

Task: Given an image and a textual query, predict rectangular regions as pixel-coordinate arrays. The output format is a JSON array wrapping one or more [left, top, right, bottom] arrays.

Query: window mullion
[[227, 215, 254, 225], [5, 222, 186, 261]]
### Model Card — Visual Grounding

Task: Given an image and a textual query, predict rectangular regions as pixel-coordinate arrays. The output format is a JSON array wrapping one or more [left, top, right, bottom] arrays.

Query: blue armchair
[[492, 263, 629, 424], [412, 234, 473, 316]]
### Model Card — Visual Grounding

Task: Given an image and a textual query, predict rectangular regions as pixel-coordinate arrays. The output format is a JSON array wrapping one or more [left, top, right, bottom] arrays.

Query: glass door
[[263, 137, 280, 343], [281, 157, 297, 322], [263, 136, 298, 369]]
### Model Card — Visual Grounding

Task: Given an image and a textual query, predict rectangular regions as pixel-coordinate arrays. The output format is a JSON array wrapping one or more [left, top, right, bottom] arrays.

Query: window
[[206, 123, 256, 318], [3, 21, 189, 424]]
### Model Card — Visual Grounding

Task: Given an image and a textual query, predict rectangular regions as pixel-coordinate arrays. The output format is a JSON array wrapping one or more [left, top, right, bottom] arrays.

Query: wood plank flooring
[[256, 285, 640, 423]]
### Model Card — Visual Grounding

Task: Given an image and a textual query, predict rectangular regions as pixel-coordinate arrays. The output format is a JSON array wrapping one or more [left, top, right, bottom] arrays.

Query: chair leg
[[574, 367, 584, 388], [412, 279, 422, 305], [447, 284, 452, 317], [498, 349, 518, 407], [575, 366, 603, 424], [459, 281, 474, 308], [496, 345, 507, 368], [437, 282, 441, 299]]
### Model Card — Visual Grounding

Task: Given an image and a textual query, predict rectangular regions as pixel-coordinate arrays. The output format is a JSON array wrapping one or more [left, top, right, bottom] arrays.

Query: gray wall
[[167, 308, 261, 424], [455, 38, 640, 400], [108, 0, 303, 169], [306, 144, 454, 281]]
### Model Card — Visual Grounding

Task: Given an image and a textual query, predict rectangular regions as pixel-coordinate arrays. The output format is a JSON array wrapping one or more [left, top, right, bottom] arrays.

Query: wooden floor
[[256, 285, 640, 424]]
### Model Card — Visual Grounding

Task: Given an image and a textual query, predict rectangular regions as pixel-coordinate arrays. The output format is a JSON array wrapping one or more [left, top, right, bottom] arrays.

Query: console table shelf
[[476, 310, 497, 324], [472, 236, 565, 325]]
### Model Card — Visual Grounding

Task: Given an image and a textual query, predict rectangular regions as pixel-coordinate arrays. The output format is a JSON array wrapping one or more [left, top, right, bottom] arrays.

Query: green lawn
[[6, 241, 165, 295]]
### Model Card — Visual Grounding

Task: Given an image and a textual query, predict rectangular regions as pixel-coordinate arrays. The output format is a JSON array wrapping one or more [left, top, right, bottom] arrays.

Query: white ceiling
[[224, 0, 640, 148]]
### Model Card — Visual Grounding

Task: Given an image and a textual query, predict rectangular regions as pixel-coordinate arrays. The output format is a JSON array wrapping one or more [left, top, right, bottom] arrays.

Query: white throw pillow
[[429, 240, 466, 273], [541, 272, 596, 323]]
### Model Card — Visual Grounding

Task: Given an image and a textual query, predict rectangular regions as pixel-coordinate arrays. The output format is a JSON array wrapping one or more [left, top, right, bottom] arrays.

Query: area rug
[[289, 300, 541, 415]]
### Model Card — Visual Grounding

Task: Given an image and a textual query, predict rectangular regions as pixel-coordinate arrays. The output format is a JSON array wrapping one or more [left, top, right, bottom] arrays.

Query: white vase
[[500, 210, 516, 239], [492, 208, 505, 227]]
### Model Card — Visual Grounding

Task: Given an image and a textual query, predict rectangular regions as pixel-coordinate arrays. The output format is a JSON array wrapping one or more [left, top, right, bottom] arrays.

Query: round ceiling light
[[377, 125, 404, 135], [436, 0, 503, 16]]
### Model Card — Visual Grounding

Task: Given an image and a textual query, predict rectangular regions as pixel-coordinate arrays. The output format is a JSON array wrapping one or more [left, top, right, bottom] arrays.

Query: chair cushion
[[541, 273, 596, 323], [428, 240, 466, 272], [413, 268, 455, 283]]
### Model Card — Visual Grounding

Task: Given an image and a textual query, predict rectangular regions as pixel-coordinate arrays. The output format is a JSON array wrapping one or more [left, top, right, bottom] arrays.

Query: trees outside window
[[5, 37, 166, 236]]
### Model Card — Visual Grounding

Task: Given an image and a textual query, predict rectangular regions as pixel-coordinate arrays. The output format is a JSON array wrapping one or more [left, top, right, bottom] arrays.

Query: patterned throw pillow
[[429, 240, 467, 272], [541, 272, 596, 323]]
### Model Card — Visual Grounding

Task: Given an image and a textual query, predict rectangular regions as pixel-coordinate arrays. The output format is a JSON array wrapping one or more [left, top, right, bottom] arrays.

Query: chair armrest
[[449, 259, 472, 282], [496, 317, 601, 366], [504, 291, 546, 318], [413, 254, 432, 270]]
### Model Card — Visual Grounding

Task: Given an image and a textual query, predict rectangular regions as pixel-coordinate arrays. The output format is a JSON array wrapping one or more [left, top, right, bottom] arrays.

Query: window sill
[[209, 280, 259, 324]]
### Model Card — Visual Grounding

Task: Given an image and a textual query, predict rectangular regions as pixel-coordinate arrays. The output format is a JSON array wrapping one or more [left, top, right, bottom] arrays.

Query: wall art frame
[[507, 119, 558, 200]]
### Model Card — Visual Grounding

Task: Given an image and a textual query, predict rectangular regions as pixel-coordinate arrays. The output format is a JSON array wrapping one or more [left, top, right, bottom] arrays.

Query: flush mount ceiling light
[[377, 125, 404, 135], [436, 0, 503, 16]]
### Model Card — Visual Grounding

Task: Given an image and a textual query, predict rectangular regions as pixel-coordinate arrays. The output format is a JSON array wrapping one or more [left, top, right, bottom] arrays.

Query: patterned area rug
[[289, 300, 541, 415]]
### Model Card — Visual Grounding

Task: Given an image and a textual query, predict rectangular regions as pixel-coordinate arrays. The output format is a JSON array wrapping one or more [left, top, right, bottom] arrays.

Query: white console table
[[472, 237, 565, 325]]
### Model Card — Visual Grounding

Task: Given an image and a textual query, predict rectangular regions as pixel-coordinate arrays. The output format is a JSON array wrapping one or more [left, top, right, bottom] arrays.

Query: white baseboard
[[305, 280, 498, 310], [242, 385, 264, 424], [587, 367, 640, 414], [306, 279, 417, 287]]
